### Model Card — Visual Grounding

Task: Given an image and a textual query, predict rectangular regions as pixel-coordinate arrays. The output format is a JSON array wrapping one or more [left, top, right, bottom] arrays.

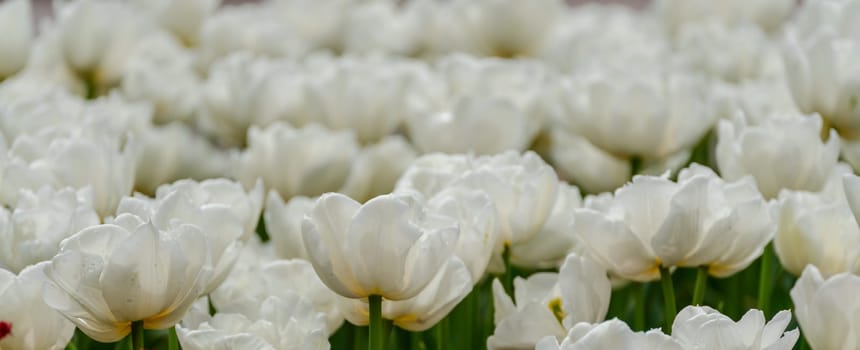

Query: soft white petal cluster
[[0, 262, 76, 350], [537, 306, 798, 350]]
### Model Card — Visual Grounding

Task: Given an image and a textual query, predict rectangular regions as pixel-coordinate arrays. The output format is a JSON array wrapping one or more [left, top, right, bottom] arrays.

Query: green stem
[[369, 295, 384, 350], [632, 283, 646, 331], [168, 326, 179, 350], [131, 321, 144, 350], [692, 267, 708, 306], [659, 267, 676, 333], [502, 245, 513, 296], [434, 323, 444, 350], [757, 244, 775, 316]]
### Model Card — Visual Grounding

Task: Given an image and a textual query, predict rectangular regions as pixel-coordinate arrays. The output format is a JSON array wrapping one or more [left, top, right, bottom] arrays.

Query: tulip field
[[1, 0, 859, 349]]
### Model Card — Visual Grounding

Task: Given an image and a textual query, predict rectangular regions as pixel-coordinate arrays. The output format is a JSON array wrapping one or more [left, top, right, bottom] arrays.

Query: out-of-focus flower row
[[1, 0, 860, 349]]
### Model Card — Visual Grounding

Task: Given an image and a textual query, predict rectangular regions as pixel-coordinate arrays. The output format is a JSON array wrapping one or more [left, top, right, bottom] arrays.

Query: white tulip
[[671, 306, 799, 349], [536, 319, 682, 350], [773, 186, 860, 277], [433, 0, 564, 57], [791, 265, 860, 350], [547, 129, 630, 194], [342, 1, 424, 56], [425, 187, 497, 283], [55, 0, 159, 94], [0, 262, 76, 350], [656, 0, 793, 33], [651, 165, 774, 277], [405, 55, 546, 154], [574, 164, 773, 281], [212, 258, 344, 335], [134, 123, 235, 195], [116, 182, 251, 294], [0, 0, 32, 80], [121, 34, 200, 124], [338, 135, 417, 203], [238, 122, 358, 199], [129, 0, 220, 46], [554, 68, 717, 160], [488, 254, 611, 350], [43, 212, 212, 342], [152, 178, 263, 240], [337, 256, 472, 332], [510, 182, 582, 269], [198, 3, 310, 68], [302, 192, 458, 300], [716, 115, 840, 199], [0, 187, 99, 273], [178, 295, 330, 350], [264, 191, 314, 260], [198, 53, 306, 147], [674, 21, 772, 82], [304, 57, 414, 144], [0, 130, 137, 218]]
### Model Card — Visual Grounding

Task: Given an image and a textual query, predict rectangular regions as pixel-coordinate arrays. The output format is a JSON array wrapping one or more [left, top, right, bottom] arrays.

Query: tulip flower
[[397, 151, 558, 273], [341, 0, 426, 56], [304, 57, 416, 144], [0, 262, 76, 350], [656, 0, 793, 33], [43, 212, 212, 343], [338, 135, 417, 203], [405, 55, 545, 154], [671, 306, 799, 349], [264, 191, 315, 260], [536, 319, 682, 350], [791, 265, 860, 350], [197, 3, 311, 68], [128, 0, 220, 46], [302, 191, 457, 350], [239, 122, 358, 199], [55, 0, 160, 95], [178, 295, 330, 350], [716, 114, 839, 199], [573, 165, 773, 281], [0, 0, 32, 80], [0, 130, 137, 218], [121, 34, 200, 124], [509, 182, 582, 269], [0, 186, 99, 273], [488, 254, 611, 349], [337, 256, 472, 332], [773, 188, 860, 277], [197, 53, 307, 146], [115, 183, 248, 294], [212, 258, 344, 335], [425, 187, 497, 283]]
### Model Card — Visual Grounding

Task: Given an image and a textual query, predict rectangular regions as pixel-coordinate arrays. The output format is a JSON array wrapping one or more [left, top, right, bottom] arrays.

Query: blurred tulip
[[791, 265, 860, 350], [238, 122, 358, 199], [129, 0, 220, 46], [716, 115, 839, 199], [671, 306, 798, 349], [0, 187, 98, 273], [178, 295, 330, 350], [0, 0, 32, 80], [338, 135, 417, 203], [536, 319, 682, 350], [0, 262, 76, 350]]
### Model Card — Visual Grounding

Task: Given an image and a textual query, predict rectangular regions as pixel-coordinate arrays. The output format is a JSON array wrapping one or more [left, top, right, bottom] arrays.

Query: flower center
[[547, 298, 566, 325], [0, 321, 11, 340]]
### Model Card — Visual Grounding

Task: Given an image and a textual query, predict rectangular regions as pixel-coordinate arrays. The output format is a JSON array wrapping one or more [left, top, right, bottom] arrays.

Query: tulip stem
[[632, 283, 646, 331], [168, 326, 179, 350], [659, 266, 676, 333], [692, 267, 708, 305], [757, 244, 775, 317], [131, 320, 144, 350], [502, 245, 513, 296], [369, 295, 384, 350]]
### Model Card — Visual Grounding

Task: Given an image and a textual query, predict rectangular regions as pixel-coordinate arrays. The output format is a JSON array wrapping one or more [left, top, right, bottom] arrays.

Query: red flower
[[0, 321, 11, 340]]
